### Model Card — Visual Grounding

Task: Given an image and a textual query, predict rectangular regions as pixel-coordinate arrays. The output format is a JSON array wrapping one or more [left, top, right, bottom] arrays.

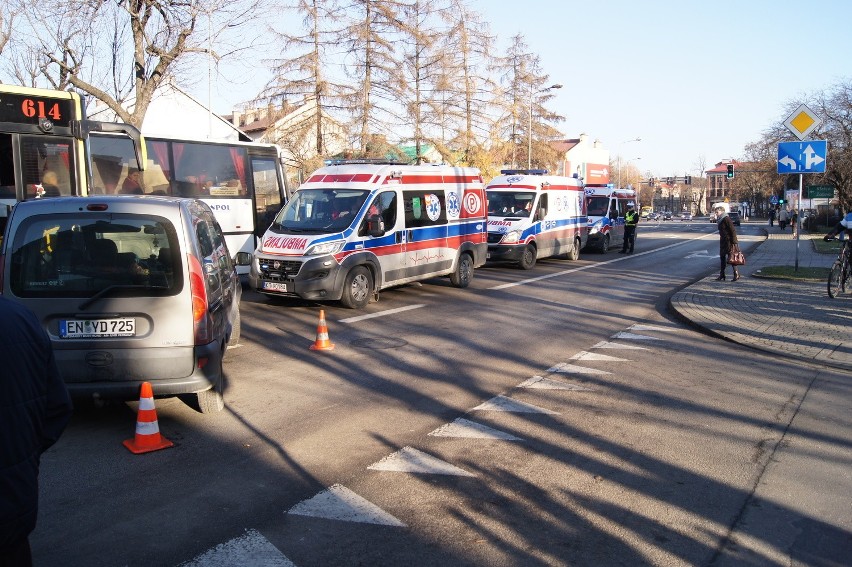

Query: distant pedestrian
[[0, 297, 73, 567], [768, 207, 775, 227], [620, 203, 639, 254], [791, 210, 798, 237], [779, 207, 789, 231], [715, 206, 740, 281]]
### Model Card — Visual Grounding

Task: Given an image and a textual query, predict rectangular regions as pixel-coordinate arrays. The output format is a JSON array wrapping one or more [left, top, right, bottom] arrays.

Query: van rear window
[[9, 213, 182, 298]]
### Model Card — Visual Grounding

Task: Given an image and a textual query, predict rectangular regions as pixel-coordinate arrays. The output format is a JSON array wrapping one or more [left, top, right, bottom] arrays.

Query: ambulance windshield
[[586, 196, 609, 217], [273, 189, 369, 232], [487, 191, 534, 218]]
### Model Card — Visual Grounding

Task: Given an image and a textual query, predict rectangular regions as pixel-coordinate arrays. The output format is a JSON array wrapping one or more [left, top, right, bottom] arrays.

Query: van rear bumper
[[62, 340, 224, 399]]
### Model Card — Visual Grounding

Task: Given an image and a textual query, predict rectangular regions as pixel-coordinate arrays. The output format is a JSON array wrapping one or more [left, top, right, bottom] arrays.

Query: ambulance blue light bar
[[500, 169, 548, 176]]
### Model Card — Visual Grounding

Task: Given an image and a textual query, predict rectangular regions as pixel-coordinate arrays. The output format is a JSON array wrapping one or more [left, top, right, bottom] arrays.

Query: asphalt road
[[30, 221, 850, 566]]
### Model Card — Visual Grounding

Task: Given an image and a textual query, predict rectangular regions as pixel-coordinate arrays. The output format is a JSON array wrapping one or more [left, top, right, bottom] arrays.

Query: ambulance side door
[[403, 189, 448, 279], [363, 190, 404, 285]]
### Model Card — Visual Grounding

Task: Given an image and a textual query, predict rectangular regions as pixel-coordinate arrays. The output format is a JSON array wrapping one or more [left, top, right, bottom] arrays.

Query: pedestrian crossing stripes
[[367, 446, 476, 476], [429, 417, 522, 440], [518, 375, 595, 391], [287, 484, 406, 527]]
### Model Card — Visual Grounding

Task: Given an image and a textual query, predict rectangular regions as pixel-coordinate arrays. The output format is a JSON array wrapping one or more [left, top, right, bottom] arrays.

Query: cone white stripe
[[139, 397, 156, 410], [135, 420, 161, 436]]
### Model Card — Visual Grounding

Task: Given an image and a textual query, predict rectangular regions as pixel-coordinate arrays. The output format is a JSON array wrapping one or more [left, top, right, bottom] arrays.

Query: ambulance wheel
[[599, 235, 610, 254], [519, 244, 537, 270], [566, 237, 581, 261], [450, 252, 474, 288], [341, 266, 372, 309]]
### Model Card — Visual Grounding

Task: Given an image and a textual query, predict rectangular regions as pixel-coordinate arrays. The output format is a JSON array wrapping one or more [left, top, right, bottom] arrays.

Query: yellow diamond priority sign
[[784, 104, 822, 141]]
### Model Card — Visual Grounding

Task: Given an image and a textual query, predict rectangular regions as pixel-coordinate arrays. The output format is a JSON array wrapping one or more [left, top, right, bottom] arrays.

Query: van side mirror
[[537, 207, 546, 221], [366, 214, 385, 237], [234, 252, 252, 266]]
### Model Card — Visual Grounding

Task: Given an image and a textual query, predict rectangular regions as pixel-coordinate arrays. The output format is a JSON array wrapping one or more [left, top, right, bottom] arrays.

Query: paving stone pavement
[[670, 226, 852, 372]]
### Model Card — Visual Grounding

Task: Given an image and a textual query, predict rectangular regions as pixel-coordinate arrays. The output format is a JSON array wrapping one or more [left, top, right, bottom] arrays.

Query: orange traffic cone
[[309, 309, 335, 351], [123, 382, 174, 454]]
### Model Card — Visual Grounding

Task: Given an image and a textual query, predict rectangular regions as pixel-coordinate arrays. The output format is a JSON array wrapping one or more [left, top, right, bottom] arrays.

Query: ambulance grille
[[259, 259, 303, 279], [487, 233, 504, 244]]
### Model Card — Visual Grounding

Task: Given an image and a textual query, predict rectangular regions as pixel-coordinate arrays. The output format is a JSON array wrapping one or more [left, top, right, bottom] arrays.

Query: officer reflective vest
[[625, 210, 639, 226]]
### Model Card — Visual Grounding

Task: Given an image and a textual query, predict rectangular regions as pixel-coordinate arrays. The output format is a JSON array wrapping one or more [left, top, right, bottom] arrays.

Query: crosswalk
[[180, 322, 678, 566]]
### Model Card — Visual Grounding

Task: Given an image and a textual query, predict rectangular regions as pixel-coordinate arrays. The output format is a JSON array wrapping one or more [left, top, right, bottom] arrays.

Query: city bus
[[88, 133, 288, 274], [0, 84, 145, 234]]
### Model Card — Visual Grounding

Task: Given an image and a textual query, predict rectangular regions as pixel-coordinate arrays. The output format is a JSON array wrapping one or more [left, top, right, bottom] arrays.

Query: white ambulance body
[[486, 170, 587, 269], [249, 161, 488, 308], [583, 186, 637, 253]]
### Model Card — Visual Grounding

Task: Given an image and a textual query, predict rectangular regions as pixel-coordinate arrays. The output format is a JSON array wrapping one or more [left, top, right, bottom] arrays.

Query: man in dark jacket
[[0, 297, 73, 567], [620, 204, 639, 253], [715, 205, 740, 281]]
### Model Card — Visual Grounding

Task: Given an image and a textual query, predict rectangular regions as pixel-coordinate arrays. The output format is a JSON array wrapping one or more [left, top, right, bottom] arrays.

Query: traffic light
[[778, 198, 785, 205], [726, 164, 734, 179]]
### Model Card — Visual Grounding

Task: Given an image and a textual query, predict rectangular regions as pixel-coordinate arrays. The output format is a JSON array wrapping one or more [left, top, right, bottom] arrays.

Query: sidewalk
[[670, 225, 852, 372]]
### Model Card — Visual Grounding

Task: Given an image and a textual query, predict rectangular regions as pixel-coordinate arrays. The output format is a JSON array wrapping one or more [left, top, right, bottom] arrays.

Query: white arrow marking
[[570, 351, 628, 361], [803, 145, 825, 169], [288, 484, 406, 527], [518, 376, 596, 391], [429, 418, 522, 440], [547, 362, 612, 375], [368, 446, 475, 476], [685, 250, 717, 259], [611, 332, 663, 341], [590, 341, 649, 350], [179, 529, 296, 567], [778, 155, 797, 170], [473, 395, 558, 414]]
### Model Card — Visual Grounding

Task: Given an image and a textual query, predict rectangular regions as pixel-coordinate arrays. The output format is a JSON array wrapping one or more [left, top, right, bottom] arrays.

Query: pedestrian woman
[[715, 205, 740, 281]]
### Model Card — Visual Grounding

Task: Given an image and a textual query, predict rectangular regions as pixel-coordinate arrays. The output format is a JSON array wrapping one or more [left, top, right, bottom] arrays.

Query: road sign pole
[[795, 173, 802, 271]]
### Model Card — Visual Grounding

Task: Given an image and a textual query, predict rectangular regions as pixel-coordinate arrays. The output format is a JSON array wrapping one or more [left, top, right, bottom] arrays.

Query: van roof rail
[[500, 169, 548, 176], [324, 158, 412, 166]]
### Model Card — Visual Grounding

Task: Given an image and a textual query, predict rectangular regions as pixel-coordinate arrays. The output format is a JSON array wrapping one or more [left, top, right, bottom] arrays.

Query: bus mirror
[[234, 252, 253, 266], [537, 207, 546, 220], [366, 215, 385, 237]]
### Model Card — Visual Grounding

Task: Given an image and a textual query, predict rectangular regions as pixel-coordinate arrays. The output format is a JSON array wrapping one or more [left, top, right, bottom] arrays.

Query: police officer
[[620, 203, 639, 253]]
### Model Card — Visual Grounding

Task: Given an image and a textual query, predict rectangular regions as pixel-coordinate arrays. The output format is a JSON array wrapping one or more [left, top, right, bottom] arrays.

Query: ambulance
[[249, 161, 488, 308], [583, 186, 637, 253], [486, 170, 587, 269]]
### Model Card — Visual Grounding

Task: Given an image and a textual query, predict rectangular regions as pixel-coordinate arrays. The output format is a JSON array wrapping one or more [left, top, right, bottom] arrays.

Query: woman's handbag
[[728, 244, 746, 266]]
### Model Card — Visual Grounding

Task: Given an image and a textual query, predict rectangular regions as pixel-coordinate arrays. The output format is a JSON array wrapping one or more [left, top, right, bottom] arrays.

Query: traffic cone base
[[310, 309, 335, 351], [123, 382, 174, 454]]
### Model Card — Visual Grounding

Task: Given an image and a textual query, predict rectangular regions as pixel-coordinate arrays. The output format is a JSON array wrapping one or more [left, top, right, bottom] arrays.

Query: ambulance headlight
[[305, 240, 345, 256], [501, 230, 521, 244], [588, 222, 602, 235]]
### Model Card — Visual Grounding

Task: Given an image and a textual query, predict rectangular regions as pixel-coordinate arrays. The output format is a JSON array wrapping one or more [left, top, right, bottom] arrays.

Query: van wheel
[[566, 237, 581, 261], [599, 234, 610, 254], [450, 252, 474, 287], [341, 266, 372, 309], [519, 244, 537, 270], [195, 379, 224, 414]]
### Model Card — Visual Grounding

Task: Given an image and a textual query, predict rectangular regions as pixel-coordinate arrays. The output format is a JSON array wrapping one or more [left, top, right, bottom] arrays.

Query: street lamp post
[[616, 137, 641, 188], [528, 83, 562, 170], [622, 157, 641, 189]]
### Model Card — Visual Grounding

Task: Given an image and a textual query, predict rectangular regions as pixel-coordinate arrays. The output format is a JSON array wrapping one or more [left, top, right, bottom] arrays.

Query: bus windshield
[[274, 189, 369, 233]]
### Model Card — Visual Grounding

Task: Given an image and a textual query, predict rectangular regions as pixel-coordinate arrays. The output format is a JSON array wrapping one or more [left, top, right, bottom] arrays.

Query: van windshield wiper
[[78, 284, 167, 311]]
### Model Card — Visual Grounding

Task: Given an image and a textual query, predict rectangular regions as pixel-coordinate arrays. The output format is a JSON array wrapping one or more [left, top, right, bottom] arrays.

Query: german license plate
[[263, 281, 288, 292], [60, 318, 136, 338]]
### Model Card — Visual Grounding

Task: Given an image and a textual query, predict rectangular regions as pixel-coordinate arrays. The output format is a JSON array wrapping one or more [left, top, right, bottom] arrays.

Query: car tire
[[566, 237, 581, 261], [450, 252, 474, 287], [341, 266, 372, 309], [599, 234, 610, 254], [519, 244, 537, 270]]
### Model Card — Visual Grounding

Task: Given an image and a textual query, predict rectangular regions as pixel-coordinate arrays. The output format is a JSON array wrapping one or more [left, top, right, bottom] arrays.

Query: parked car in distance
[[0, 196, 247, 413], [662, 211, 673, 221], [647, 212, 661, 221], [680, 212, 693, 221], [728, 211, 741, 225]]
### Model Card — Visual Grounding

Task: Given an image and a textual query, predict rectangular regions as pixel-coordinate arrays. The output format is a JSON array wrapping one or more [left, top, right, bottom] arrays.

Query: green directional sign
[[805, 185, 835, 198]]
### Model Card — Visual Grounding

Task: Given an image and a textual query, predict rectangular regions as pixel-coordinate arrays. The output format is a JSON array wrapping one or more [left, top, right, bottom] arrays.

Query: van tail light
[[187, 254, 212, 345]]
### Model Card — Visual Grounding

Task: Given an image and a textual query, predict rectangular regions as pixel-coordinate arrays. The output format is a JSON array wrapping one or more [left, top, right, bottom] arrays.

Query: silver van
[[0, 196, 242, 413]]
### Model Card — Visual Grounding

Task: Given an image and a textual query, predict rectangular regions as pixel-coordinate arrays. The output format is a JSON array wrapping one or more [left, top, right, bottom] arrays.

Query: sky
[[194, 0, 852, 178]]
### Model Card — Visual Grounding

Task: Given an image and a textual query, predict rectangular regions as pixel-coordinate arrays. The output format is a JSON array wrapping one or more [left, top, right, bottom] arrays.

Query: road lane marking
[[428, 418, 523, 441], [590, 341, 649, 350], [570, 351, 628, 361], [488, 233, 717, 290], [518, 376, 595, 391], [179, 529, 295, 567], [547, 362, 612, 375], [473, 395, 558, 414], [611, 332, 663, 341], [368, 446, 476, 476], [338, 304, 425, 324], [628, 324, 677, 332], [288, 484, 406, 527]]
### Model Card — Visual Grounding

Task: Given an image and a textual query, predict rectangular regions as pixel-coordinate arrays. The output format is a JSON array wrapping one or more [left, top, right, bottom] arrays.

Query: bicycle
[[827, 233, 852, 298]]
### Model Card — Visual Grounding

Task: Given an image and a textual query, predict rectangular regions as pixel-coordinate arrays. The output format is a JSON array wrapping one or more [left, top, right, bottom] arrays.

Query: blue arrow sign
[[777, 140, 827, 174]]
